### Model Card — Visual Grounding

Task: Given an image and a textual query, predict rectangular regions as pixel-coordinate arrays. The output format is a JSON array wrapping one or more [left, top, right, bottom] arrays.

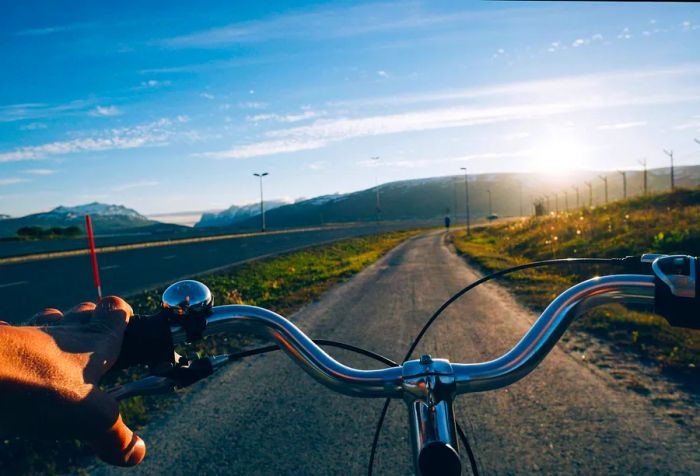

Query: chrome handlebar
[[161, 275, 656, 398], [108, 253, 697, 476]]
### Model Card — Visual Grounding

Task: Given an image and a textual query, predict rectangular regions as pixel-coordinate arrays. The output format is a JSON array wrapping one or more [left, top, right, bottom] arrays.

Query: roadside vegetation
[[0, 225, 82, 241], [0, 229, 420, 475], [451, 188, 700, 386]]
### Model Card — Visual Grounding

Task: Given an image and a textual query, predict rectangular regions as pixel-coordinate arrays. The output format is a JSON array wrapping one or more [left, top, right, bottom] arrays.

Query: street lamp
[[663, 149, 675, 191], [487, 188, 492, 216], [618, 170, 627, 199], [598, 174, 608, 204], [460, 167, 471, 234], [253, 172, 269, 232]]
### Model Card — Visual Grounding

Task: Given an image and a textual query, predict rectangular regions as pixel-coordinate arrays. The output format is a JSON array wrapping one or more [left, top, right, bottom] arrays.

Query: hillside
[[452, 187, 700, 376], [202, 165, 700, 231], [0, 202, 184, 237], [195, 200, 290, 228]]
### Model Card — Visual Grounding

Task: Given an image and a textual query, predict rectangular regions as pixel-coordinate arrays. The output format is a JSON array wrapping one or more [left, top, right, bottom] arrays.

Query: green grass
[[451, 188, 700, 381], [0, 229, 421, 475]]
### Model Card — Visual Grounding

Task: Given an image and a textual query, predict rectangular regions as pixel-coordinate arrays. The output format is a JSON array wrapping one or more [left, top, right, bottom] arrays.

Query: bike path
[[95, 231, 700, 475]]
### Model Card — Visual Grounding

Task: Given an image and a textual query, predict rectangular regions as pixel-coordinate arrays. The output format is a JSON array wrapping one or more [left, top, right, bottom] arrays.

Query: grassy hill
[[452, 187, 700, 383], [205, 165, 700, 231]]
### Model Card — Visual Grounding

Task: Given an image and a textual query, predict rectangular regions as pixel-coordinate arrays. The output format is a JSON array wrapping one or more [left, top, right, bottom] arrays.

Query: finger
[[87, 414, 146, 467], [61, 302, 96, 325], [91, 296, 133, 333], [29, 308, 63, 326]]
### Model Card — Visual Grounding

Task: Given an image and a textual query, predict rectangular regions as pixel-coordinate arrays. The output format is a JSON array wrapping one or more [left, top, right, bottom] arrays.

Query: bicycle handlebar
[[107, 253, 698, 476]]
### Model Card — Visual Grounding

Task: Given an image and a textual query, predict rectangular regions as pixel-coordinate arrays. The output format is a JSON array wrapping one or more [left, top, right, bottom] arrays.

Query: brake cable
[[368, 257, 623, 476]]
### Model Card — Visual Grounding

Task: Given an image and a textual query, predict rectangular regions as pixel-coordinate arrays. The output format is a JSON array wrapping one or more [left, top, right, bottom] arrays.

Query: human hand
[[0, 297, 146, 466]]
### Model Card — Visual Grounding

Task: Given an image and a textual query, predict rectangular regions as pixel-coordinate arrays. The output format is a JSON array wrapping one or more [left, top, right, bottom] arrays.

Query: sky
[[1, 1, 700, 217]]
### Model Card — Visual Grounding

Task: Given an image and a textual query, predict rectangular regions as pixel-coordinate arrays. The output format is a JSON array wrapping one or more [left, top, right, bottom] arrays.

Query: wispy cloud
[[90, 105, 122, 117], [160, 3, 507, 48], [22, 168, 56, 175], [0, 178, 30, 186], [247, 110, 319, 123], [0, 100, 93, 123], [0, 119, 175, 162], [15, 22, 96, 37], [357, 151, 531, 169], [111, 180, 160, 192], [597, 121, 647, 130], [20, 122, 47, 131]]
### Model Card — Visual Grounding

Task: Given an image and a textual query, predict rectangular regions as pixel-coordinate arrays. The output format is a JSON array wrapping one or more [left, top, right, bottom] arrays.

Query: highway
[[0, 223, 419, 323]]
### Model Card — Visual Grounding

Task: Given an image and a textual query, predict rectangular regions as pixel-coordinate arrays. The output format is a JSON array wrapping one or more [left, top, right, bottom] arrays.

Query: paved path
[[95, 231, 700, 475]]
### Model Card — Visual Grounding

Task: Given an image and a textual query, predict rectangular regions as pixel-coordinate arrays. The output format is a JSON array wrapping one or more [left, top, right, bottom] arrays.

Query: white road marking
[[101, 265, 121, 270], [0, 280, 29, 289], [163, 255, 177, 260]]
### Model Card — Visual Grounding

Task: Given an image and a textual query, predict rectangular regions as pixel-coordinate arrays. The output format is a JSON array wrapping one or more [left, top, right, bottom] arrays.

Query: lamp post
[[460, 167, 471, 234], [638, 158, 648, 195], [585, 181, 593, 207], [663, 149, 675, 191], [572, 185, 580, 209], [618, 170, 627, 199], [253, 172, 268, 232], [598, 174, 608, 204], [487, 189, 492, 216]]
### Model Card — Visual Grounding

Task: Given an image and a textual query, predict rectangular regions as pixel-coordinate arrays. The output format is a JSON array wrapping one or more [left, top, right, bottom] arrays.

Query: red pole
[[85, 214, 102, 301]]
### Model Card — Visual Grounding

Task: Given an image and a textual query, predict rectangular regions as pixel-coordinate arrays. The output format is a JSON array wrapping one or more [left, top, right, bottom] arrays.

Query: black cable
[[368, 257, 620, 476], [227, 339, 399, 367], [457, 420, 480, 476]]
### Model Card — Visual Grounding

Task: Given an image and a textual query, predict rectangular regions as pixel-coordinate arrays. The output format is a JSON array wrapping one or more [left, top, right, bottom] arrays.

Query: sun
[[530, 134, 586, 175]]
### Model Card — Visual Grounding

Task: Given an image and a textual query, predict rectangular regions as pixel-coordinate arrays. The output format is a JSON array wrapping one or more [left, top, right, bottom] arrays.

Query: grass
[[0, 229, 421, 476], [451, 187, 700, 384]]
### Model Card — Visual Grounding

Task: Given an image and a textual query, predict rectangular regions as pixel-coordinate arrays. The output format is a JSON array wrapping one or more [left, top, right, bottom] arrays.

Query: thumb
[[88, 413, 146, 466]]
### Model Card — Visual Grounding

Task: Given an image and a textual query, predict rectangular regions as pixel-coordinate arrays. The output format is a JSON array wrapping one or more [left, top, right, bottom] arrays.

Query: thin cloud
[[247, 110, 319, 123], [90, 105, 122, 117], [0, 100, 93, 123], [160, 3, 512, 48], [0, 119, 174, 163], [111, 180, 160, 192], [22, 168, 56, 175], [597, 121, 647, 130], [0, 178, 30, 186], [15, 22, 96, 37]]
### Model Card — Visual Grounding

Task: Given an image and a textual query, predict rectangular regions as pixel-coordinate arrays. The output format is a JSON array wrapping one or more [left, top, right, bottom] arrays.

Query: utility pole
[[598, 175, 608, 204], [638, 158, 648, 195], [618, 170, 627, 199], [585, 181, 593, 207], [554, 193, 559, 213], [563, 190, 568, 211], [460, 167, 471, 234], [572, 185, 580, 209], [371, 156, 381, 221], [253, 172, 269, 232], [663, 149, 675, 191], [487, 189, 492, 216]]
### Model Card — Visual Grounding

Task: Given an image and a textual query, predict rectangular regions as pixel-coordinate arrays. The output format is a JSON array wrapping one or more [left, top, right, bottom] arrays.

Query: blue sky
[[1, 1, 700, 217]]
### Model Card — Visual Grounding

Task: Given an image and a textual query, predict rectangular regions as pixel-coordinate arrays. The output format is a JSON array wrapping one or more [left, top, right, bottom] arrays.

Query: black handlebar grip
[[114, 312, 175, 368], [654, 257, 700, 330]]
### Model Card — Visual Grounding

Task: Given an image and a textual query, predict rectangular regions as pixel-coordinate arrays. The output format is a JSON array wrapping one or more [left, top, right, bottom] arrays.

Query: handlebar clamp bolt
[[419, 354, 433, 365]]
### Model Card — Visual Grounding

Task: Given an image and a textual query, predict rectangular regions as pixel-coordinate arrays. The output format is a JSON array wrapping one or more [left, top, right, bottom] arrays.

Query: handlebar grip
[[114, 312, 175, 368], [654, 256, 700, 330]]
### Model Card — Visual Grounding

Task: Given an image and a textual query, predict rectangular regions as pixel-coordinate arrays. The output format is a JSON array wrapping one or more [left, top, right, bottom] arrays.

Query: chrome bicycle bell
[[162, 280, 213, 316]]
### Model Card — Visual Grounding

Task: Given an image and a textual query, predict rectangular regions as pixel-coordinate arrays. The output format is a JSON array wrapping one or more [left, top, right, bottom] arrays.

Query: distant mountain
[[0, 202, 184, 237], [195, 200, 290, 228], [212, 165, 700, 231]]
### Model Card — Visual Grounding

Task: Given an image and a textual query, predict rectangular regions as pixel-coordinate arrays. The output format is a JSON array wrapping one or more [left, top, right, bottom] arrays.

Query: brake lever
[[108, 354, 232, 401]]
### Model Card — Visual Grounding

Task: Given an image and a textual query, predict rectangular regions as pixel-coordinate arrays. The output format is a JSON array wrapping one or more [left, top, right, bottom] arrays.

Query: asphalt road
[[94, 231, 700, 475], [0, 223, 418, 323]]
